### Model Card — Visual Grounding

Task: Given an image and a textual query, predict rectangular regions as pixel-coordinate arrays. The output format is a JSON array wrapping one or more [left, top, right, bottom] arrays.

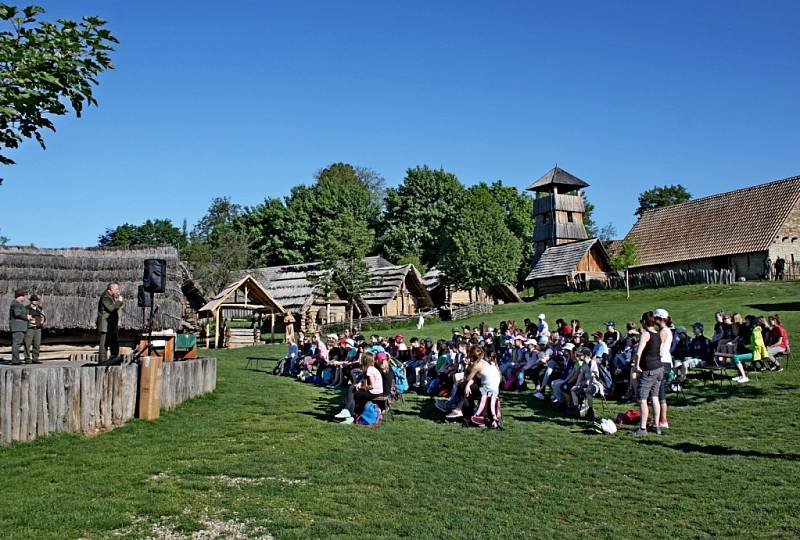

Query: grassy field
[[1, 282, 799, 539]]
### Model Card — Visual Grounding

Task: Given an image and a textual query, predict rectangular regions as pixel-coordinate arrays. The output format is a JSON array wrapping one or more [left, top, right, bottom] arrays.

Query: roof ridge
[[640, 174, 800, 217]]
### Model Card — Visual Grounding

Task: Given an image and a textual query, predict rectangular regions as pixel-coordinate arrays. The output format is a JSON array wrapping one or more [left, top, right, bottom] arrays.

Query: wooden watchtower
[[526, 166, 589, 263]]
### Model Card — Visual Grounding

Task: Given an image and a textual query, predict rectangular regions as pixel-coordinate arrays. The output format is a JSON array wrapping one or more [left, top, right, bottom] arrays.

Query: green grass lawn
[[1, 282, 799, 539]]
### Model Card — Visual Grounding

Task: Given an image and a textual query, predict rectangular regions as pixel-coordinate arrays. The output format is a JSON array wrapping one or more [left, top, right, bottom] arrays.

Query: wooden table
[[138, 331, 175, 362]]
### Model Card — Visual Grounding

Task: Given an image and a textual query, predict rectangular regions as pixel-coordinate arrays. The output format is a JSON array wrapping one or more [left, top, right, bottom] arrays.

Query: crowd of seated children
[[272, 306, 789, 428]]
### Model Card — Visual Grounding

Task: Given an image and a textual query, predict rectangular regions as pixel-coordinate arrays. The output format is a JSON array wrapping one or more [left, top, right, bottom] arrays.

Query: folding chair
[[775, 346, 791, 371]]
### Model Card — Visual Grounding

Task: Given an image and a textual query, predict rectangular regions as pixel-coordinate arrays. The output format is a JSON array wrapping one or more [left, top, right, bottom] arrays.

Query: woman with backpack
[[334, 352, 383, 424]]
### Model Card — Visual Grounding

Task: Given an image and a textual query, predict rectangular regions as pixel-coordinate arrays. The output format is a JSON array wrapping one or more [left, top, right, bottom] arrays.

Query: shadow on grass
[[542, 300, 590, 306], [639, 440, 800, 462], [500, 391, 583, 428], [746, 301, 800, 312]]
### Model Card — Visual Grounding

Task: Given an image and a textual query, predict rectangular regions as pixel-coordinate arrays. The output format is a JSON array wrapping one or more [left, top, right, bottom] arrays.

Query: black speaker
[[143, 259, 167, 293], [137, 285, 152, 307]]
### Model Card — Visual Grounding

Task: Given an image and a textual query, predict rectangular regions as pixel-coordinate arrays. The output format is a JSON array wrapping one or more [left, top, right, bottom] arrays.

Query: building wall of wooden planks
[[0, 357, 216, 444]]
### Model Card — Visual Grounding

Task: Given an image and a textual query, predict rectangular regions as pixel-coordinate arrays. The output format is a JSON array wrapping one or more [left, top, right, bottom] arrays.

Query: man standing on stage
[[25, 294, 46, 364], [97, 283, 124, 361], [8, 289, 30, 365]]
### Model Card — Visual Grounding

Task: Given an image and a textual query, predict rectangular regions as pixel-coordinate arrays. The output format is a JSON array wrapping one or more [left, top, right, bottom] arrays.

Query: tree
[[235, 197, 292, 266], [582, 192, 597, 237], [310, 212, 374, 330], [485, 180, 533, 287], [354, 165, 387, 208], [98, 219, 186, 249], [609, 239, 640, 300], [438, 185, 522, 291], [184, 197, 250, 294], [0, 229, 7, 245], [0, 4, 117, 184], [378, 166, 464, 269], [635, 184, 692, 216], [596, 222, 617, 249]]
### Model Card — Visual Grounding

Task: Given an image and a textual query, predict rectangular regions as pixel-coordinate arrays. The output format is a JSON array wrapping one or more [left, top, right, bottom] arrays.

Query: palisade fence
[[0, 357, 217, 444], [569, 268, 737, 292], [322, 308, 441, 335]]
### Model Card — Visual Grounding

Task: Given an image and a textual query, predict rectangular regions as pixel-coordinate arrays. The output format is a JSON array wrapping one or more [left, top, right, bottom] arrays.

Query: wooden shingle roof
[[526, 167, 589, 193], [525, 239, 602, 281], [625, 175, 800, 268]]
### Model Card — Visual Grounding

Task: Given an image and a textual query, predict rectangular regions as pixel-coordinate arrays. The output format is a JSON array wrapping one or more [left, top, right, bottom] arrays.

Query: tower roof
[[526, 166, 589, 193]]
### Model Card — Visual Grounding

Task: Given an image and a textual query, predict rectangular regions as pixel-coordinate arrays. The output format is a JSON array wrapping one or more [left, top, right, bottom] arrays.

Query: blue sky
[[1, 0, 799, 247]]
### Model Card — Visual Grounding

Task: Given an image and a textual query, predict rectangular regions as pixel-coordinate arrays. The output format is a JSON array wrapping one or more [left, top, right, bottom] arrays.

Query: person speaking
[[97, 283, 124, 362]]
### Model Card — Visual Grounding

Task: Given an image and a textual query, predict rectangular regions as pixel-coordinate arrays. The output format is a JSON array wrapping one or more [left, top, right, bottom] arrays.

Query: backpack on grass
[[356, 402, 382, 427]]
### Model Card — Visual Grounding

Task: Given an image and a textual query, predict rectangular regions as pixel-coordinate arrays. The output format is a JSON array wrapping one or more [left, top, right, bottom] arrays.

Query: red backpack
[[615, 409, 641, 425]]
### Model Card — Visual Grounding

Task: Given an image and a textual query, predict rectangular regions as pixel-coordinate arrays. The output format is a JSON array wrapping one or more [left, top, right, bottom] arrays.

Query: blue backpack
[[391, 365, 408, 393], [426, 378, 440, 396], [356, 402, 381, 426], [598, 365, 613, 392], [321, 368, 334, 385]]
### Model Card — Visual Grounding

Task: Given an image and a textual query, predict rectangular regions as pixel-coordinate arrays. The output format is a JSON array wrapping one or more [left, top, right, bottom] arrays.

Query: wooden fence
[[569, 268, 736, 292], [0, 357, 216, 444], [441, 302, 494, 321]]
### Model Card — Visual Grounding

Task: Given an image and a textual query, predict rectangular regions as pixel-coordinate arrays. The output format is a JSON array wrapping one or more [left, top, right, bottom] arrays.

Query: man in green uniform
[[24, 294, 46, 364], [97, 282, 124, 362], [8, 288, 30, 365]]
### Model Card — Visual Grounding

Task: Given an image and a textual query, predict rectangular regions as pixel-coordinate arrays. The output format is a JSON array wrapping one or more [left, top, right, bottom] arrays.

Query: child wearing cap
[[591, 332, 609, 360], [570, 347, 602, 419]]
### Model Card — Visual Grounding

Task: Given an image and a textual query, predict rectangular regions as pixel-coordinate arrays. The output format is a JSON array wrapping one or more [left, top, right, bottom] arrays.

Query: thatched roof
[[526, 239, 610, 281], [247, 262, 331, 315], [0, 245, 193, 332], [625, 175, 800, 268], [199, 274, 285, 316], [363, 257, 433, 309]]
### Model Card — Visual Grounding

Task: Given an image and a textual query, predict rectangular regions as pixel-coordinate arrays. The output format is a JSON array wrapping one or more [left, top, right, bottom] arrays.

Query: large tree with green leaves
[[235, 197, 293, 267], [98, 219, 186, 249], [184, 197, 251, 294], [0, 4, 117, 184], [378, 165, 464, 269], [438, 184, 522, 291], [310, 212, 374, 329], [635, 184, 692, 216], [485, 180, 533, 287]]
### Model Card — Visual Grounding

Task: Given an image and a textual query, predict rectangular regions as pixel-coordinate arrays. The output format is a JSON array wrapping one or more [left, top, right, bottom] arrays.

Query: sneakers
[[434, 400, 450, 412], [732, 375, 750, 383], [339, 417, 354, 425], [333, 409, 352, 419], [655, 427, 662, 435], [632, 427, 647, 437], [533, 390, 545, 400], [659, 421, 669, 429], [670, 383, 682, 392], [445, 409, 463, 419]]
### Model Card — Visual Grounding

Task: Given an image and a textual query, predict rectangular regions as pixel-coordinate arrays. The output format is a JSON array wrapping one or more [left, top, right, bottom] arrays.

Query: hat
[[562, 343, 575, 351], [525, 338, 537, 345], [29, 294, 40, 302], [538, 336, 548, 346], [538, 313, 546, 320], [338, 337, 347, 345], [346, 338, 356, 347], [375, 351, 388, 361], [653, 308, 669, 319], [395, 335, 404, 342], [14, 288, 26, 298], [692, 322, 704, 332], [606, 321, 615, 327], [592, 331, 603, 339], [326, 333, 339, 340], [676, 327, 687, 335]]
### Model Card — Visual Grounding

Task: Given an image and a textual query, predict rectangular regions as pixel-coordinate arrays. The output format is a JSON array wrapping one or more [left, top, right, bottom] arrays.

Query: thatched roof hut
[[362, 257, 433, 316], [0, 245, 202, 337]]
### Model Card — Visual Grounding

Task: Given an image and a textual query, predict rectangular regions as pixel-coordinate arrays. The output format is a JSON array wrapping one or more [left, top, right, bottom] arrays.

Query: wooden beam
[[214, 308, 220, 350]]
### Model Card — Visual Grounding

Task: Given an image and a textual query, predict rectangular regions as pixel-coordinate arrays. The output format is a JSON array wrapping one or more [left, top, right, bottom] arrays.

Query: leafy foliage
[[582, 192, 597, 237], [184, 197, 250, 294], [97, 219, 186, 249], [439, 184, 521, 290], [310, 212, 374, 324], [0, 4, 117, 183], [0, 228, 7, 245], [378, 166, 464, 268], [635, 184, 692, 216], [609, 238, 640, 271], [485, 180, 533, 287], [236, 197, 293, 266]]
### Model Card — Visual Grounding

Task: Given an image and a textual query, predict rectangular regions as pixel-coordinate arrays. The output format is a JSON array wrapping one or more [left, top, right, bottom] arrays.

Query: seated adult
[[284, 336, 300, 374], [443, 346, 500, 420], [334, 352, 383, 424]]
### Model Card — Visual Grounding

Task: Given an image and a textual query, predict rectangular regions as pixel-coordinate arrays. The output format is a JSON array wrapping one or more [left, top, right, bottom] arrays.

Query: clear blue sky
[[2, 0, 799, 247]]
